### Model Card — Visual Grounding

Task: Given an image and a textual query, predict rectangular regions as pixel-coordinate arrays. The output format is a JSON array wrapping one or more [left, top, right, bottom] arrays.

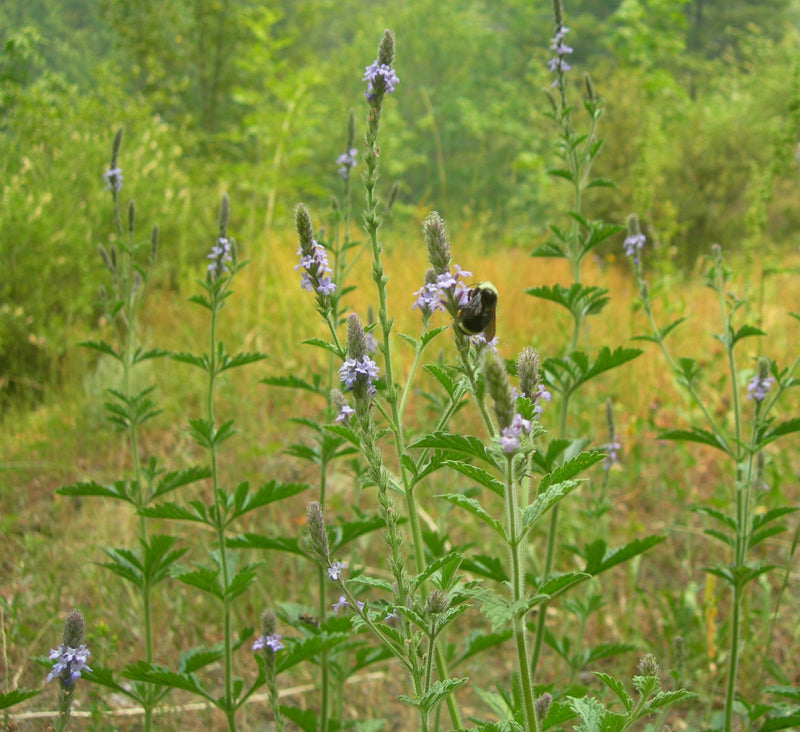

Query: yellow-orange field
[[2, 222, 799, 729]]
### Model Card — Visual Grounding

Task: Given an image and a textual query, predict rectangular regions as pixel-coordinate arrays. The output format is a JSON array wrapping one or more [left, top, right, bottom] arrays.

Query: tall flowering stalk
[[627, 232, 800, 732], [58, 128, 197, 732], [525, 0, 647, 705], [47, 611, 91, 732]]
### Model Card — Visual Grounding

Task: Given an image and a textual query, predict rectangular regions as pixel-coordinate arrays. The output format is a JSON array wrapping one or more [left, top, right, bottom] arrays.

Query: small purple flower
[[336, 147, 358, 180], [623, 232, 646, 261], [327, 560, 348, 581], [335, 403, 355, 423], [363, 61, 399, 100], [747, 373, 775, 402], [338, 355, 380, 397], [601, 440, 622, 471], [103, 166, 123, 193], [46, 644, 92, 688], [471, 332, 499, 350], [207, 235, 233, 279], [412, 265, 472, 315], [252, 633, 283, 653], [332, 595, 364, 614], [498, 413, 532, 454], [548, 26, 573, 85], [531, 383, 552, 418], [295, 239, 337, 297]]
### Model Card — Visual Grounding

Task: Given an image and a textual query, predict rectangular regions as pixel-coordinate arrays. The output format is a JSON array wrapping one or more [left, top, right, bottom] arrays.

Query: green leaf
[[632, 316, 686, 343], [539, 451, 606, 488], [452, 629, 512, 667], [526, 283, 609, 319], [731, 324, 766, 345], [80, 339, 121, 360], [759, 417, 800, 446], [438, 493, 505, 538], [122, 661, 212, 700], [443, 460, 504, 497], [659, 427, 728, 452], [140, 501, 209, 524], [57, 479, 134, 503], [173, 566, 223, 598], [329, 515, 386, 551], [276, 632, 354, 673], [280, 706, 319, 732], [231, 480, 308, 519], [410, 432, 497, 466], [218, 351, 269, 372], [461, 554, 508, 583], [521, 480, 580, 533], [584, 177, 615, 189], [424, 363, 461, 397], [323, 423, 361, 447], [535, 571, 590, 601], [0, 689, 40, 709], [152, 465, 212, 499], [571, 536, 666, 576], [225, 564, 260, 601], [567, 695, 605, 732], [398, 677, 469, 714], [132, 347, 169, 364], [261, 374, 323, 394], [171, 351, 208, 370], [227, 534, 310, 558], [594, 671, 633, 712], [692, 505, 737, 531], [301, 337, 342, 357], [587, 642, 637, 664]]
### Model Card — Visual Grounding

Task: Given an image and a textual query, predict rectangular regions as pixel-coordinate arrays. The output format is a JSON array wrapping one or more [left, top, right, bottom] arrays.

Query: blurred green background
[[2, 0, 800, 409]]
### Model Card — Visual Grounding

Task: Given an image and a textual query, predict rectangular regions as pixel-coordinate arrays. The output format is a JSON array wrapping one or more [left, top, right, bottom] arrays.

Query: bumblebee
[[456, 282, 498, 341]]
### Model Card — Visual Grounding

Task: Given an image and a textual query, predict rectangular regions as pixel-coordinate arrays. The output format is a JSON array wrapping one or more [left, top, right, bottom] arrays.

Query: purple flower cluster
[[336, 147, 358, 180], [335, 403, 355, 423], [103, 166, 123, 193], [46, 644, 92, 689], [601, 440, 622, 471], [327, 560, 348, 581], [412, 266, 472, 315], [207, 235, 233, 279], [338, 355, 379, 397], [332, 595, 365, 614], [498, 413, 532, 454], [363, 61, 399, 100], [623, 232, 646, 261], [547, 26, 573, 84], [530, 382, 552, 418], [296, 239, 336, 296], [252, 633, 284, 653], [747, 372, 775, 402]]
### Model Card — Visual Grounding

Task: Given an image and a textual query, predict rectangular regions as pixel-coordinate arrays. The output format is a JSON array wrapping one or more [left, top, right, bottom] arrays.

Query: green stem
[[505, 456, 536, 731]]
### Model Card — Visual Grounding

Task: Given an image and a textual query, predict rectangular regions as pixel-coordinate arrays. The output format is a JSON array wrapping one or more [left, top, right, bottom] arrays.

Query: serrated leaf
[[232, 480, 308, 519], [227, 533, 309, 558], [122, 661, 212, 699], [132, 347, 169, 364], [218, 351, 269, 372], [461, 554, 508, 583], [731, 324, 766, 345], [536, 571, 590, 601], [521, 480, 580, 533], [587, 642, 637, 663], [532, 240, 568, 258], [584, 177, 615, 189], [410, 432, 497, 466], [276, 632, 354, 673], [438, 493, 505, 537], [152, 465, 212, 499], [280, 706, 319, 732], [659, 427, 728, 452], [140, 501, 209, 524], [174, 567, 223, 598], [399, 677, 469, 714], [80, 340, 121, 360], [443, 460, 504, 497], [594, 671, 633, 711], [171, 352, 208, 370], [323, 423, 361, 447], [452, 629, 512, 667], [261, 374, 323, 393], [573, 536, 665, 576], [57, 479, 134, 503], [0, 689, 40, 709], [423, 363, 460, 396], [760, 417, 800, 446], [301, 337, 342, 356]]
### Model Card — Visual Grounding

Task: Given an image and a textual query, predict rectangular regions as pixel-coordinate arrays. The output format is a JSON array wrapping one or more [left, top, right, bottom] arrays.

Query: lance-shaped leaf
[[526, 283, 610, 319], [410, 431, 498, 466], [659, 426, 729, 453], [398, 677, 469, 715], [0, 689, 40, 710], [57, 479, 134, 503], [443, 459, 504, 497], [151, 465, 211, 500], [521, 479, 581, 535], [438, 493, 505, 539], [568, 536, 665, 576]]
